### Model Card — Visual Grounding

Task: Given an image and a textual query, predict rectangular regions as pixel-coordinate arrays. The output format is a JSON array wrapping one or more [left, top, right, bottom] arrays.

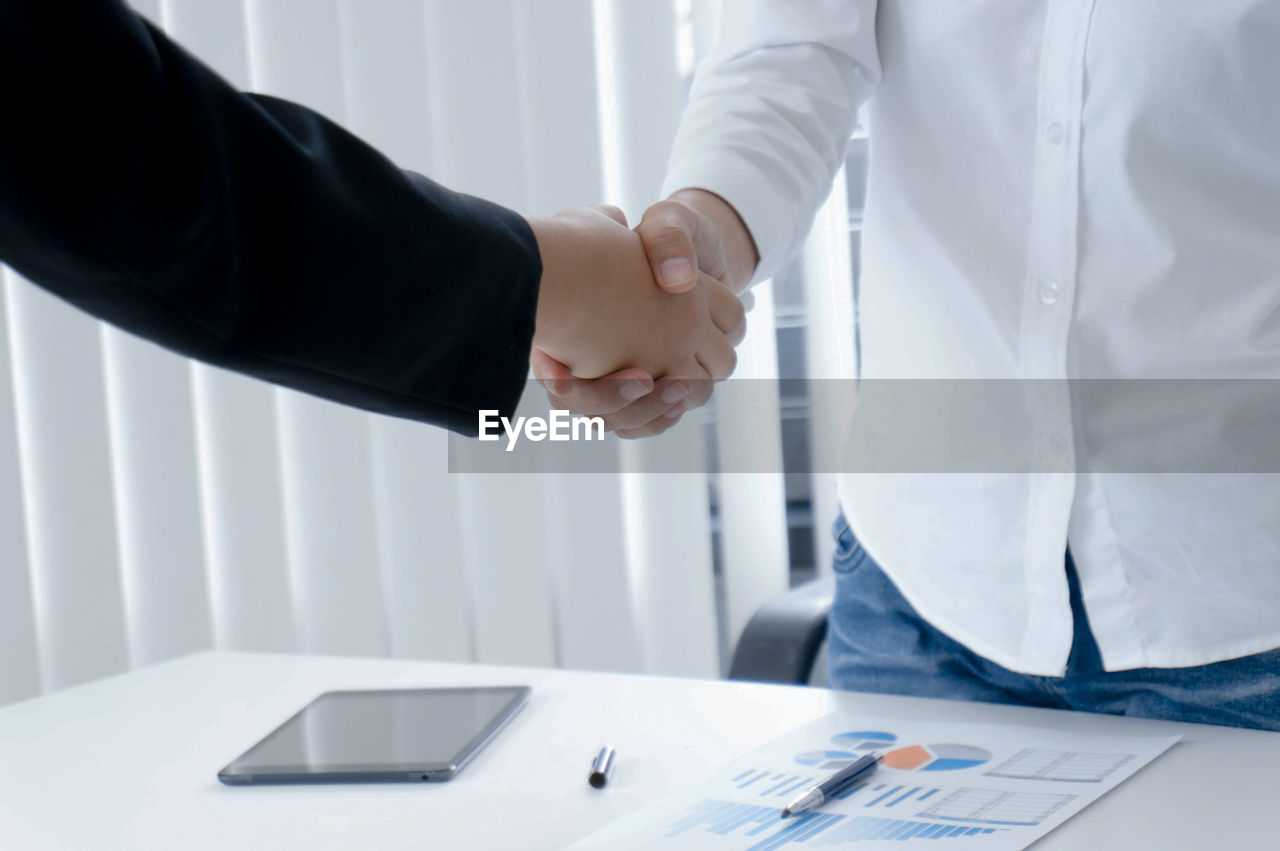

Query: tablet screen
[[219, 686, 529, 783]]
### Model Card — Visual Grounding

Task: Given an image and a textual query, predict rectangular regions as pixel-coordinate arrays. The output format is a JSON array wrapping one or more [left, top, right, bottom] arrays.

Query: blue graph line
[[867, 786, 904, 806], [887, 787, 921, 807], [772, 777, 812, 798], [762, 776, 800, 796]]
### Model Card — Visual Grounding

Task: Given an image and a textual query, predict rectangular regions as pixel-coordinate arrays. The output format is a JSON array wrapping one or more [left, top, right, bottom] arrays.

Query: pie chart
[[881, 743, 992, 772], [831, 731, 897, 752]]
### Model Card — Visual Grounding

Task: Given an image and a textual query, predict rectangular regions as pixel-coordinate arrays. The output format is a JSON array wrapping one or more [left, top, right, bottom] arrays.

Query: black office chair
[[727, 576, 836, 685]]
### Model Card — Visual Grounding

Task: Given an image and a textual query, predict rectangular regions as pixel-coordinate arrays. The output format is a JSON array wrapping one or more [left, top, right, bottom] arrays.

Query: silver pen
[[781, 752, 881, 818]]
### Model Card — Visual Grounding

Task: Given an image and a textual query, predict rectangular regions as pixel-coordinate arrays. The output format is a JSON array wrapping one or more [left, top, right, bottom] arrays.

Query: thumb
[[636, 200, 721, 293]]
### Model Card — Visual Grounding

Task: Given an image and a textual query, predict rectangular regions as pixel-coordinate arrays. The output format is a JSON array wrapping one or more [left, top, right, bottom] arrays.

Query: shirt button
[[1047, 122, 1065, 145], [1046, 433, 1069, 457], [1039, 281, 1062, 306]]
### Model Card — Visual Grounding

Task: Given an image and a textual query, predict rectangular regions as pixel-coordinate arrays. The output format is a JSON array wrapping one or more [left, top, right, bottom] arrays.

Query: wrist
[[524, 214, 575, 350], [668, 188, 759, 292]]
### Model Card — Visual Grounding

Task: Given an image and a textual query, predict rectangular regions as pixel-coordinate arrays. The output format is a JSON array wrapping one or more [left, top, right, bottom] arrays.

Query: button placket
[[1016, 0, 1099, 674]]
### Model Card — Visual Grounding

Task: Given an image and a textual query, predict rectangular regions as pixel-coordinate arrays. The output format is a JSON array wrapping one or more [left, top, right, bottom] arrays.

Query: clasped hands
[[527, 190, 756, 438]]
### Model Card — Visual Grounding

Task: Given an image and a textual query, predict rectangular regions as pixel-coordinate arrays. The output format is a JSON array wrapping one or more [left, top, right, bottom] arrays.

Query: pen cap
[[589, 746, 616, 788]]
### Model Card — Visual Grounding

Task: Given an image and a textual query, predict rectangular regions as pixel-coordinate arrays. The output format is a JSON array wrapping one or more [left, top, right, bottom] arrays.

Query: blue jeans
[[826, 512, 1280, 731]]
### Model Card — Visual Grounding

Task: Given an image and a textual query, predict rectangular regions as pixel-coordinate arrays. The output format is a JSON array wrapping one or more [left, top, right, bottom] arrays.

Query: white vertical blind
[[101, 327, 213, 666], [691, 0, 790, 656], [95, 0, 214, 668], [804, 168, 858, 576], [338, 0, 475, 663], [161, 0, 299, 655], [4, 275, 130, 691], [595, 0, 720, 678], [514, 0, 643, 673], [714, 289, 790, 650], [422, 0, 559, 667], [245, 0, 390, 658], [0, 270, 40, 704]]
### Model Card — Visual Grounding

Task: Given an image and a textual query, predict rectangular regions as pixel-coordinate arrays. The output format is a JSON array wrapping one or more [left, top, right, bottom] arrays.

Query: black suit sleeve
[[0, 0, 541, 434]]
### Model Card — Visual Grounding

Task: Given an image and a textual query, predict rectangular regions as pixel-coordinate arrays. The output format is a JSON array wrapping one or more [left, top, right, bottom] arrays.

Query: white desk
[[0, 651, 1273, 849]]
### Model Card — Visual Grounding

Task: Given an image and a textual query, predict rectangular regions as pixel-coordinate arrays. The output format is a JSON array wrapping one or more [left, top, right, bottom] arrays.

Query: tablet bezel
[[216, 685, 530, 785]]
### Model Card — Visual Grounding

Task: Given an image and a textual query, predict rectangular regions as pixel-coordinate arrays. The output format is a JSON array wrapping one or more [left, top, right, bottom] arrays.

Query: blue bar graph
[[666, 800, 846, 850], [809, 816, 1002, 844], [666, 800, 1008, 847]]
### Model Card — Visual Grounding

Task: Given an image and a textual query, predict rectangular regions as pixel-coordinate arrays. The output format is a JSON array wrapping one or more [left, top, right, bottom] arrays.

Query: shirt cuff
[[662, 150, 798, 288]]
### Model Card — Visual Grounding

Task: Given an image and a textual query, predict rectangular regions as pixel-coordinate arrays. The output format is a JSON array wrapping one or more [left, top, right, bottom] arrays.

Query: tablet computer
[[217, 685, 530, 785]]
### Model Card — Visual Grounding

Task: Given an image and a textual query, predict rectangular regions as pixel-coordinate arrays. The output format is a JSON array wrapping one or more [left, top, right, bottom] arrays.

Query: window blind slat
[[544, 474, 644, 672], [513, 0, 607, 215], [247, 0, 389, 657], [191, 368, 297, 652], [100, 328, 212, 666], [421, 0, 561, 668], [422, 0, 533, 209], [159, 0, 250, 86], [0, 269, 42, 703], [339, 0, 475, 663], [803, 168, 858, 576], [160, 0, 298, 654], [512, 0, 642, 672], [595, 0, 720, 677], [714, 281, 790, 649], [369, 422, 474, 661], [3, 276, 130, 690]]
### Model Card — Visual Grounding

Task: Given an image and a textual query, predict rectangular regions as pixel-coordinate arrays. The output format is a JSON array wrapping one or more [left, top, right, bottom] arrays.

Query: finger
[[696, 326, 738, 381], [705, 274, 747, 346], [548, 370, 657, 417], [667, 362, 716, 414], [637, 199, 728, 292], [683, 373, 716, 411], [589, 204, 628, 227], [530, 348, 575, 398], [594, 377, 693, 431]]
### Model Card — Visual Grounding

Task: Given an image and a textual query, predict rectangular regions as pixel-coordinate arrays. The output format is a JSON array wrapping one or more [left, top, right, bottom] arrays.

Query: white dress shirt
[[664, 0, 1280, 675]]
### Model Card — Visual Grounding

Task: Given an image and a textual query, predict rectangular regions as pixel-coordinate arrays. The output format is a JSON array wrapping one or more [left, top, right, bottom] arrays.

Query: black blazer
[[0, 0, 541, 434]]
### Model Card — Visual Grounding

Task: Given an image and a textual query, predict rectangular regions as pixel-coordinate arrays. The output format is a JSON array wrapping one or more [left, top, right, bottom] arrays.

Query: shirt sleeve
[[661, 0, 881, 285], [0, 0, 541, 435]]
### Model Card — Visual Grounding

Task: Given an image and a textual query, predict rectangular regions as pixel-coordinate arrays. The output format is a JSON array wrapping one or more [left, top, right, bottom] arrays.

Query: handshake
[[524, 191, 756, 438]]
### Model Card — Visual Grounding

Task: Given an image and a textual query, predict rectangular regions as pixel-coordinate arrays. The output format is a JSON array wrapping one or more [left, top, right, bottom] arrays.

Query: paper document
[[570, 713, 1178, 850]]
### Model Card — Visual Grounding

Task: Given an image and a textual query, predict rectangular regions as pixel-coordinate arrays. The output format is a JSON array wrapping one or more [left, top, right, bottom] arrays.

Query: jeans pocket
[[831, 513, 869, 575]]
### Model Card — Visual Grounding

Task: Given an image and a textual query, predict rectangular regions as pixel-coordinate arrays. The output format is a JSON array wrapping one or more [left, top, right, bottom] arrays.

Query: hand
[[527, 204, 744, 398], [532, 191, 759, 438]]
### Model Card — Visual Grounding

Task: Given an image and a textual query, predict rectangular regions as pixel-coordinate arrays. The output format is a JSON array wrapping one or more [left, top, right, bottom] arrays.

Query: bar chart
[[665, 799, 1008, 849], [858, 784, 944, 808], [733, 768, 820, 799]]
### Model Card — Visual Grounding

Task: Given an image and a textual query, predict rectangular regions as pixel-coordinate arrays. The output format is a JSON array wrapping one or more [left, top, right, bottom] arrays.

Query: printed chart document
[[570, 714, 1178, 849]]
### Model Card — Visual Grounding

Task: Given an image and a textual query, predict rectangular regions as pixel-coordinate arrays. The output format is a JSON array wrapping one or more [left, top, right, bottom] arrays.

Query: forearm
[[0, 0, 540, 432]]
